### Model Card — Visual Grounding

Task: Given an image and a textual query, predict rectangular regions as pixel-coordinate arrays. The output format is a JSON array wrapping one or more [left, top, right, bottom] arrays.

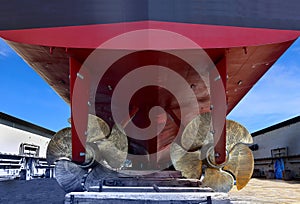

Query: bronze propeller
[[47, 114, 128, 192], [171, 117, 254, 192], [46, 114, 128, 168]]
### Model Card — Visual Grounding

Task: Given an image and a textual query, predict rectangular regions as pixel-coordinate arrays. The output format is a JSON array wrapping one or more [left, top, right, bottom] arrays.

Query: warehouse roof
[[252, 115, 300, 137], [0, 112, 55, 138]]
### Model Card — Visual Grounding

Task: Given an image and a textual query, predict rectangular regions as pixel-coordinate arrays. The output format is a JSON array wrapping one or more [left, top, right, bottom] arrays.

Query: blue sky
[[228, 38, 300, 132], [0, 39, 70, 131], [0, 38, 300, 133]]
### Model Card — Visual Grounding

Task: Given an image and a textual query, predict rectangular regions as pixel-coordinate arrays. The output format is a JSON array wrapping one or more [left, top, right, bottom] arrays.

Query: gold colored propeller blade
[[47, 115, 110, 165], [170, 142, 202, 179], [202, 168, 234, 193], [55, 160, 87, 192], [84, 163, 117, 191], [108, 124, 128, 153], [95, 124, 128, 169], [202, 120, 253, 192], [226, 120, 253, 151], [223, 143, 254, 190], [87, 114, 110, 143], [46, 128, 72, 165], [181, 112, 212, 151]]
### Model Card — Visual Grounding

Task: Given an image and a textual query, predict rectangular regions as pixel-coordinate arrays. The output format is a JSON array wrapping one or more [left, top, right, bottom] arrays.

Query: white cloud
[[0, 38, 12, 57], [0, 51, 7, 57]]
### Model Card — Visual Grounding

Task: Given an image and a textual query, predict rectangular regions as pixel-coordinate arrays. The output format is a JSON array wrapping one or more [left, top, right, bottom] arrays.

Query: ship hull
[[1, 0, 300, 164]]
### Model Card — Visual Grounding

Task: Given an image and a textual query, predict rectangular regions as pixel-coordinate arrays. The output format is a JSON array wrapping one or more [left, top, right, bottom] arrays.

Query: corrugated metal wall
[[252, 120, 300, 179]]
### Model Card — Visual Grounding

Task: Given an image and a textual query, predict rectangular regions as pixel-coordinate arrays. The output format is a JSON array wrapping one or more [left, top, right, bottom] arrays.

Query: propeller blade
[[182, 119, 253, 193], [46, 128, 72, 165], [95, 124, 128, 169], [203, 120, 253, 192], [84, 163, 117, 191], [55, 160, 87, 192], [87, 114, 110, 143], [202, 168, 234, 193], [226, 120, 253, 151], [170, 142, 202, 179], [181, 112, 212, 151], [108, 124, 128, 153], [223, 143, 254, 190], [47, 115, 110, 165]]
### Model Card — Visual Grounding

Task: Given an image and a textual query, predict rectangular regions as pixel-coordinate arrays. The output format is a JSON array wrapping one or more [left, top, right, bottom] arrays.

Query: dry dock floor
[[229, 178, 300, 203], [0, 178, 299, 203]]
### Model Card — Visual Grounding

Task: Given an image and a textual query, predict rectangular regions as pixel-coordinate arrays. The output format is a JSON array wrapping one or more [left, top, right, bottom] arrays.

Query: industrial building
[[0, 112, 55, 180], [252, 116, 300, 180]]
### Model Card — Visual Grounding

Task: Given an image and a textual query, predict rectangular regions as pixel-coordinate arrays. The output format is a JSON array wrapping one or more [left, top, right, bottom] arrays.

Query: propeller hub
[[206, 146, 229, 168], [78, 144, 97, 168]]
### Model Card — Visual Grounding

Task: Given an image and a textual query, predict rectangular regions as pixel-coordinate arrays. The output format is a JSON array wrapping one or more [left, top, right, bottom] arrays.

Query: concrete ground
[[0, 178, 300, 203], [0, 178, 65, 204], [229, 178, 300, 203]]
